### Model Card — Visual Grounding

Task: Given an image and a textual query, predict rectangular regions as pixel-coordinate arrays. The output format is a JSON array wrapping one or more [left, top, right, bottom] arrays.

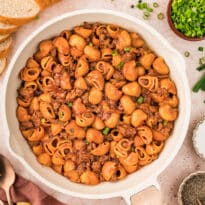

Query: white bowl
[[1, 9, 191, 204]]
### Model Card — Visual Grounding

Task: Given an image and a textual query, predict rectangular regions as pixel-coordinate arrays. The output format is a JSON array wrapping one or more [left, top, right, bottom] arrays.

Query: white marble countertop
[[0, 0, 205, 205]]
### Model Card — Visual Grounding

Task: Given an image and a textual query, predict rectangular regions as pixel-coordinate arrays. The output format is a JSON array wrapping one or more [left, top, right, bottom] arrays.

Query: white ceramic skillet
[[1, 10, 191, 205]]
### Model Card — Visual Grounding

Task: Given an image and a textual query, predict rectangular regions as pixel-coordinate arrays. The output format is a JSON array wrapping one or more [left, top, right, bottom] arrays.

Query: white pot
[[1, 9, 191, 205]]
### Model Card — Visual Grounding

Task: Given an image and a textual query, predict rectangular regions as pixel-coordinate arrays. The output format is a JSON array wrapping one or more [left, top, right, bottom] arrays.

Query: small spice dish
[[192, 117, 205, 159], [167, 0, 205, 41], [178, 171, 205, 205]]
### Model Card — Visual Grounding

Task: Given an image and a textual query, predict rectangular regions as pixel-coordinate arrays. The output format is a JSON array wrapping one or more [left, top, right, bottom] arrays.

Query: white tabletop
[[0, 0, 205, 204]]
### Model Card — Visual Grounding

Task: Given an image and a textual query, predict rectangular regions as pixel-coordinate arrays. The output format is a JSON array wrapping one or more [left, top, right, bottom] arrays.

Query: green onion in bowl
[[167, 0, 205, 41]]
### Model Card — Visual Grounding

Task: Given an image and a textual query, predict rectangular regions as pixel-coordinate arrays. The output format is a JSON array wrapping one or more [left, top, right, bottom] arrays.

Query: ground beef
[[91, 161, 101, 173], [117, 123, 137, 138], [18, 87, 34, 99], [20, 121, 34, 130], [31, 111, 42, 127]]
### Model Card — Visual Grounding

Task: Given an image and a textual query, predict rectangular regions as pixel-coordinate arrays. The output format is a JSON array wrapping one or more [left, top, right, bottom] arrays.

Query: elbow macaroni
[[16, 22, 179, 185]]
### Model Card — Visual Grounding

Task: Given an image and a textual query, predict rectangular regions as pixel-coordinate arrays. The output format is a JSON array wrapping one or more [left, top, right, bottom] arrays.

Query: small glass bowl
[[167, 0, 205, 41], [192, 117, 205, 160], [178, 171, 205, 205]]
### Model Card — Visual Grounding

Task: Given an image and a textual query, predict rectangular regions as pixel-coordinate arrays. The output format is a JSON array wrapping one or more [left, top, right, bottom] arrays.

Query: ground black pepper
[[181, 173, 205, 205]]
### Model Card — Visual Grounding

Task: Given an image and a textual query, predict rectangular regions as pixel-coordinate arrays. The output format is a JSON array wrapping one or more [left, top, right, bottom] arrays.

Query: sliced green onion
[[200, 81, 205, 91], [68, 102, 73, 108], [84, 139, 89, 145], [142, 2, 148, 9], [144, 11, 150, 17], [136, 62, 141, 66], [118, 61, 124, 69], [136, 3, 144, 10], [112, 50, 118, 56], [143, 15, 149, 20], [163, 120, 168, 127], [137, 96, 144, 104], [153, 2, 159, 8], [184, 51, 190, 57], [146, 7, 153, 12], [199, 57, 205, 65], [157, 12, 164, 20], [171, 0, 205, 38], [103, 127, 110, 135], [124, 47, 131, 52], [192, 75, 205, 92], [89, 42, 93, 47], [196, 64, 205, 71], [198, 47, 204, 51]]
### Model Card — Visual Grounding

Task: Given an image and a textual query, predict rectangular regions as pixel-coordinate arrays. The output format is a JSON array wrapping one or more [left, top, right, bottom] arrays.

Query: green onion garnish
[[163, 120, 168, 127], [89, 42, 93, 47], [137, 96, 144, 104], [192, 75, 205, 92], [184, 51, 190, 57], [143, 15, 149, 20], [153, 2, 159, 8], [157, 12, 164, 20], [200, 81, 205, 91], [198, 47, 204, 52], [142, 2, 148, 9], [124, 47, 131, 52], [199, 57, 205, 65], [136, 3, 144, 10], [102, 127, 110, 135], [144, 11, 150, 17], [112, 50, 118, 57], [136, 2, 148, 10], [196, 64, 205, 71], [118, 61, 124, 69], [68, 102, 73, 108], [171, 0, 205, 38], [84, 139, 89, 145], [136, 62, 141, 66], [146, 7, 153, 12]]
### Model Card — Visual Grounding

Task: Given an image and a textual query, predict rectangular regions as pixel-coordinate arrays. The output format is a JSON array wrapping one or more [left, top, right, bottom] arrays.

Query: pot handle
[[122, 180, 161, 205]]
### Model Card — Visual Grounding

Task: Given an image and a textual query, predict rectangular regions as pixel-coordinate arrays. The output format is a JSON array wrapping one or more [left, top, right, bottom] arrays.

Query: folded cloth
[[0, 175, 66, 205]]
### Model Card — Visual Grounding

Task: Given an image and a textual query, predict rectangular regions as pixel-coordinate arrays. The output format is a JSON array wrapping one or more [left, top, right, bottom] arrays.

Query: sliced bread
[[35, 0, 51, 9], [0, 22, 18, 34], [0, 57, 7, 74], [0, 33, 10, 43], [0, 36, 12, 58], [35, 0, 61, 10], [0, 0, 41, 26]]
